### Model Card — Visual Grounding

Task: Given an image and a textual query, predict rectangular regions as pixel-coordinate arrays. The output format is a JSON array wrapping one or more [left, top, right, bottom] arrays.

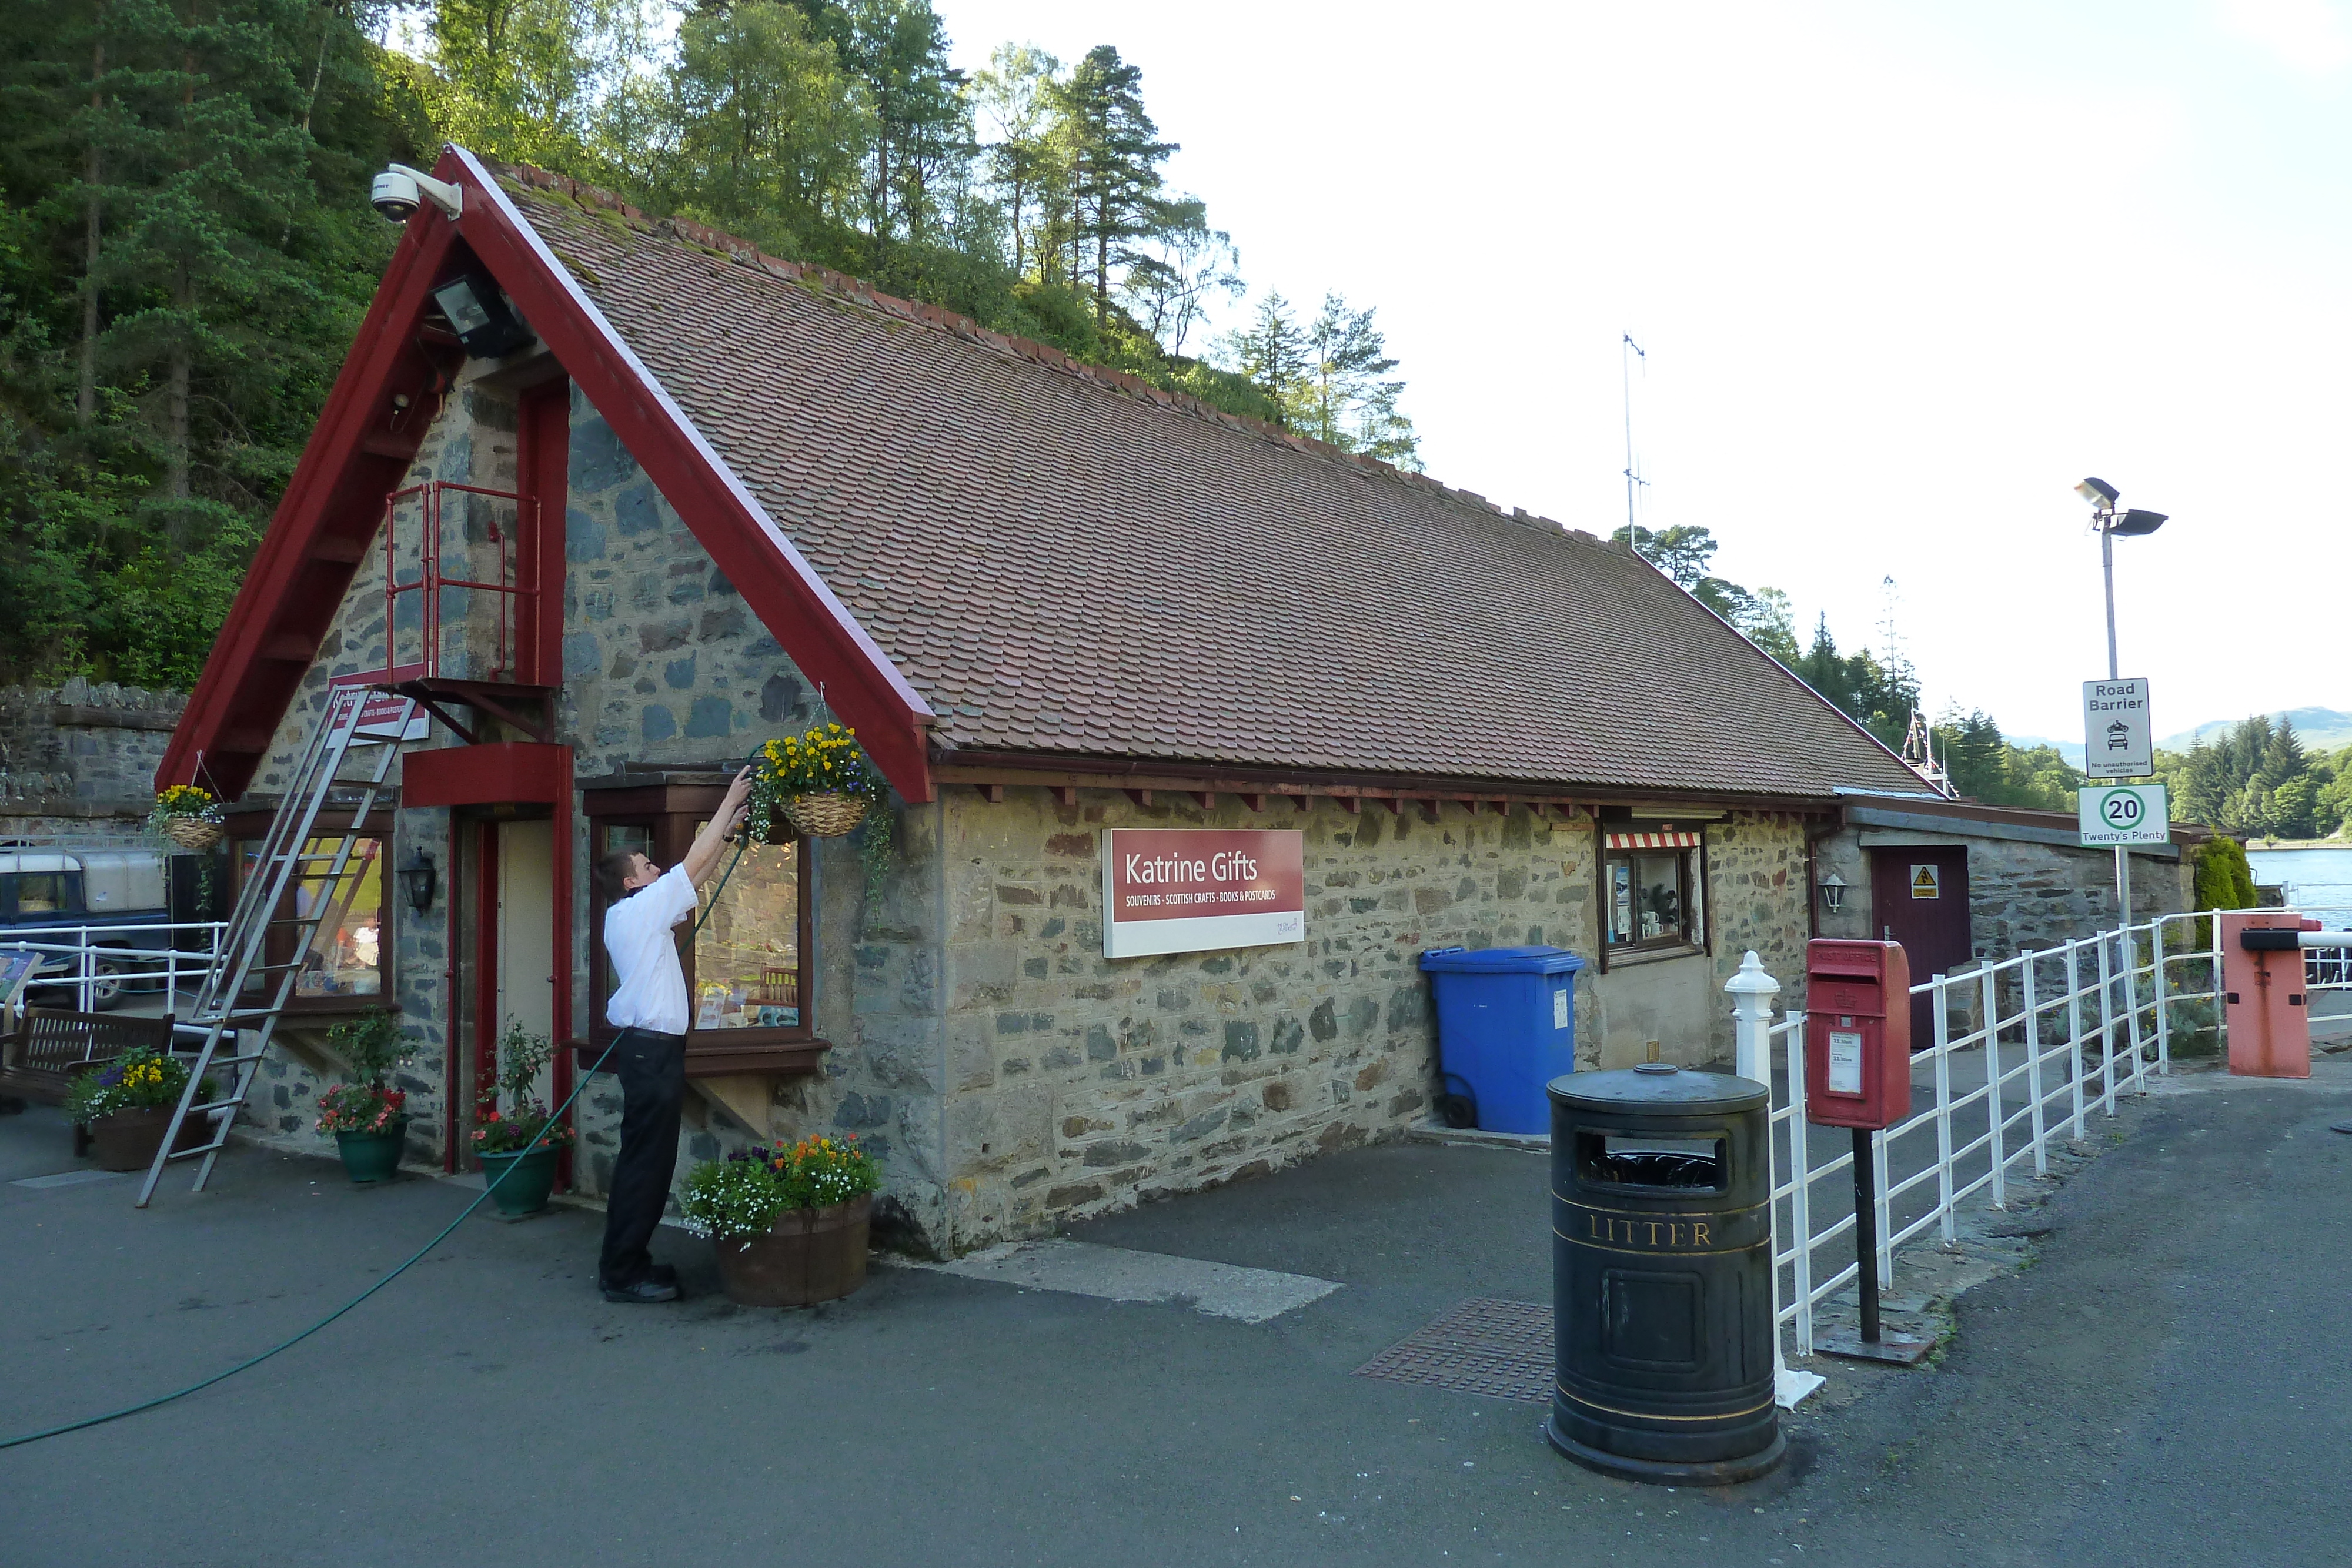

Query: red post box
[[1803, 939, 1912, 1129]]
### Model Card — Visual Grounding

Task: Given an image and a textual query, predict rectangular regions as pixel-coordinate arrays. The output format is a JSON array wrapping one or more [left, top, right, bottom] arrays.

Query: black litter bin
[[1545, 1063, 1782, 1485]]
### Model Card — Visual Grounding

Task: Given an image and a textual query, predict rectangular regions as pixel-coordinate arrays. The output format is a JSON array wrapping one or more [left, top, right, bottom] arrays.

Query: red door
[[1870, 847, 1972, 1049]]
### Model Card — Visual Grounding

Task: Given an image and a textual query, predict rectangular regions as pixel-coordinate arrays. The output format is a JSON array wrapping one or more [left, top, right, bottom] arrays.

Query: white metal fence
[[1729, 907, 2285, 1374], [1, 921, 228, 1016]]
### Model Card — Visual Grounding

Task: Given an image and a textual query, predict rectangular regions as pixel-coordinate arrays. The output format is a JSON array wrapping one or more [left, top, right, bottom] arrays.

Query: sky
[[928, 0, 2352, 745]]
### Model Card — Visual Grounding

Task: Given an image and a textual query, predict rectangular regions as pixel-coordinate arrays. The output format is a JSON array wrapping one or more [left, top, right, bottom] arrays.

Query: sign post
[[2082, 678, 2156, 922]]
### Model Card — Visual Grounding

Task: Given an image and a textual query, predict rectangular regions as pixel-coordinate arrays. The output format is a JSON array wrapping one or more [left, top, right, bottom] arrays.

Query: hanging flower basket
[[781, 792, 870, 841], [749, 724, 886, 842], [161, 817, 225, 852], [150, 784, 225, 851]]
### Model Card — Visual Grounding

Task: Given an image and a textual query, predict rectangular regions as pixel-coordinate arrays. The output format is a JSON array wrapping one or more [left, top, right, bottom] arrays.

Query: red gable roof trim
[[161, 145, 937, 805]]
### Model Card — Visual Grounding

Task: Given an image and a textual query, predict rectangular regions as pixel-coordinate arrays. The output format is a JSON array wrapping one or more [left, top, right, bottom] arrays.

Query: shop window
[[1602, 830, 1705, 955], [584, 782, 816, 1074], [229, 824, 390, 1007]]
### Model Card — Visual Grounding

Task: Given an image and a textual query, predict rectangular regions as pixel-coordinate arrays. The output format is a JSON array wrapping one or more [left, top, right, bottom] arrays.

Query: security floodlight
[[371, 163, 462, 223], [430, 272, 532, 359], [2110, 508, 2167, 536], [2074, 476, 2119, 511]]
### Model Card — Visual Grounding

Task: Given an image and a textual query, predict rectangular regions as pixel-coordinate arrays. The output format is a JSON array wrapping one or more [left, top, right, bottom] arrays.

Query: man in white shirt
[[592, 766, 753, 1303]]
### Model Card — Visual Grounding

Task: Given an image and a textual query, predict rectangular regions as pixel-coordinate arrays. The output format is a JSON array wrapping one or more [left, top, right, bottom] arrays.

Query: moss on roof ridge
[[489, 157, 1592, 541]]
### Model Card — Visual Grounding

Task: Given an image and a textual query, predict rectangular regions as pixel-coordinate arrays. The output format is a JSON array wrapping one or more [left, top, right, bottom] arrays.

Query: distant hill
[[2009, 734, 2086, 767], [2007, 707, 2352, 768], [2160, 707, 2352, 754]]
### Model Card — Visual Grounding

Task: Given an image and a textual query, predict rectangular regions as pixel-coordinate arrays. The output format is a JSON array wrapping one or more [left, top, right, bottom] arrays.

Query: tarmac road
[[1, 1060, 2345, 1567]]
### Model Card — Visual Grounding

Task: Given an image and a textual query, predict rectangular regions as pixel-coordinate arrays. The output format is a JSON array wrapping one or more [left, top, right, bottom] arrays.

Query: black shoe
[[600, 1277, 680, 1304]]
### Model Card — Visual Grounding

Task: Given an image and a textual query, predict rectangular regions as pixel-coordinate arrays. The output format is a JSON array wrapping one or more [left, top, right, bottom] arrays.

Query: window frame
[[582, 781, 821, 1078], [1598, 826, 1708, 963], [223, 808, 396, 1015]]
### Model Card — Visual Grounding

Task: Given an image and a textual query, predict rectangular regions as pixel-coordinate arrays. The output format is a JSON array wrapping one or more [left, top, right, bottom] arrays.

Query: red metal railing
[[381, 481, 540, 683]]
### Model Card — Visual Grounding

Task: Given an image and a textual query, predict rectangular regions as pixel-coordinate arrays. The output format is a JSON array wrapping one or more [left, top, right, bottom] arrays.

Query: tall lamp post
[[2074, 477, 2167, 920]]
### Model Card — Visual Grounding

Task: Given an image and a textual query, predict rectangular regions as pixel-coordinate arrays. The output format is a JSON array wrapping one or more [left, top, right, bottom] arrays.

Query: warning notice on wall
[[1910, 864, 1941, 900], [1102, 828, 1305, 959]]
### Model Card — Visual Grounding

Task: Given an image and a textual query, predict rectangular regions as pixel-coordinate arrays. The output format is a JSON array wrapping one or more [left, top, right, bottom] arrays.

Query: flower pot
[[710, 1193, 872, 1307], [781, 792, 869, 840], [335, 1115, 410, 1185], [161, 817, 224, 852], [89, 1106, 179, 1172], [477, 1144, 560, 1217]]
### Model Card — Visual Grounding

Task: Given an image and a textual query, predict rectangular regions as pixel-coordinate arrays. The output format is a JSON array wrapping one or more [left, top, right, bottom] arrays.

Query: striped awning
[[1605, 830, 1703, 850]]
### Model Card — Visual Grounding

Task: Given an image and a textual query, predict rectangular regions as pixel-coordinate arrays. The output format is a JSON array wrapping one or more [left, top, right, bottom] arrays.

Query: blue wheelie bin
[[1419, 945, 1586, 1135]]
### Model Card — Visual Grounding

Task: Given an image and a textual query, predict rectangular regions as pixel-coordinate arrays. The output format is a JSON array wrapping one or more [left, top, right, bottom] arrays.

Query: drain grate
[[1353, 1297, 1552, 1403]]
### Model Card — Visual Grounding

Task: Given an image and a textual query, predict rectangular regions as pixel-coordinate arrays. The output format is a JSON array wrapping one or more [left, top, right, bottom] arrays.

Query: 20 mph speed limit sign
[[2078, 783, 2169, 847]]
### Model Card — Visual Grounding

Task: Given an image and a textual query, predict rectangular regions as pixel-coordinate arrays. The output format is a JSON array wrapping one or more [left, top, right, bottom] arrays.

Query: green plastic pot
[[335, 1116, 410, 1185], [477, 1144, 559, 1217]]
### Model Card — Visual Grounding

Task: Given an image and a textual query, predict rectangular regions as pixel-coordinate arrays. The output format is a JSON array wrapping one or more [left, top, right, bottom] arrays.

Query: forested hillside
[[0, 0, 1418, 687]]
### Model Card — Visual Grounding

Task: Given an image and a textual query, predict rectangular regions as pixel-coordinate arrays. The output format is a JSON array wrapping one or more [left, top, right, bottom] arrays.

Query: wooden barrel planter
[[711, 1193, 873, 1308], [87, 1106, 205, 1172]]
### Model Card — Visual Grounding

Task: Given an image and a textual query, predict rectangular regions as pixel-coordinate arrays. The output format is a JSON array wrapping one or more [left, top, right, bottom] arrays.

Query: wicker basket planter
[[779, 792, 870, 841], [710, 1193, 872, 1308], [161, 817, 225, 852]]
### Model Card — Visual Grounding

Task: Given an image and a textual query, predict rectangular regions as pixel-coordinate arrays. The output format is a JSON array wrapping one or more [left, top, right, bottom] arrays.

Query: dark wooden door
[[1870, 847, 1972, 1049]]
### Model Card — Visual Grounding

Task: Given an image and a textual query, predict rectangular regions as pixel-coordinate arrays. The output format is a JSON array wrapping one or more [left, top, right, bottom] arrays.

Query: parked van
[[0, 848, 189, 1009]]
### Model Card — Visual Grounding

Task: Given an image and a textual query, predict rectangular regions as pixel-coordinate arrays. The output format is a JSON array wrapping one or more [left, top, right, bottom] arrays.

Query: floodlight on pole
[[2074, 476, 2119, 512]]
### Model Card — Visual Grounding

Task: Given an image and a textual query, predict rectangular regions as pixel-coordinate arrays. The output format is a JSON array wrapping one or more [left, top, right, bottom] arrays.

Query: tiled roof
[[500, 165, 1926, 800]]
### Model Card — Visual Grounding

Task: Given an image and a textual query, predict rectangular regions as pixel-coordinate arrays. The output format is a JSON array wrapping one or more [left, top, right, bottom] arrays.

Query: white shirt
[[604, 864, 699, 1035]]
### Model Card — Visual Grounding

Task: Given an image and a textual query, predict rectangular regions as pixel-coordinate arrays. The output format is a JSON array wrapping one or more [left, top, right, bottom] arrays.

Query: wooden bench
[[0, 1009, 181, 1155]]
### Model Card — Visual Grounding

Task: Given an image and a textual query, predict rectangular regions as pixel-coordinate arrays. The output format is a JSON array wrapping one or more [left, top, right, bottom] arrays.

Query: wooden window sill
[[1600, 942, 1706, 970], [570, 1037, 831, 1079]]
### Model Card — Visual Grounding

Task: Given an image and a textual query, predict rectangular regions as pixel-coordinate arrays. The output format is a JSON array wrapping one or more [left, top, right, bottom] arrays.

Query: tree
[[656, 0, 870, 255], [1291, 291, 1419, 467], [1221, 292, 1307, 407], [969, 41, 1058, 279], [1117, 194, 1238, 357], [1611, 524, 1798, 663], [830, 0, 968, 249], [0, 0, 412, 685], [2155, 716, 2341, 837], [1049, 44, 1171, 324]]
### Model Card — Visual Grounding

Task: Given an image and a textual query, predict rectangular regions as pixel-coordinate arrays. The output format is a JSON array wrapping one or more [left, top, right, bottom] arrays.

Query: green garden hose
[[0, 808, 759, 1451]]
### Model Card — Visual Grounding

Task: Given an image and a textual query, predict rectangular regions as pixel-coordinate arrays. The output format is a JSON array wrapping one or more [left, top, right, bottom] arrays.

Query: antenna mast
[[1621, 332, 1648, 539]]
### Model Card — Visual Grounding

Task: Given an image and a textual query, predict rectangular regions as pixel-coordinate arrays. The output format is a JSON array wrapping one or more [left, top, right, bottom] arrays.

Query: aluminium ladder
[[137, 686, 416, 1207]]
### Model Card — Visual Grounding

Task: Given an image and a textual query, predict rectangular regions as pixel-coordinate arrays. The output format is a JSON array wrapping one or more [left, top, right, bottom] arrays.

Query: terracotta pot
[[88, 1106, 184, 1172], [711, 1193, 872, 1308]]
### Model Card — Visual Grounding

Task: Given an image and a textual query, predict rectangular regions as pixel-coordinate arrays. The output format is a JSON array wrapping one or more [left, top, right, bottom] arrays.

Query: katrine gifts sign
[[1101, 829, 1306, 959]]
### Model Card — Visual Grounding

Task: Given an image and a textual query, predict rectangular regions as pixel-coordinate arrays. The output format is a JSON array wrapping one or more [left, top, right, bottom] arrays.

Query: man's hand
[[722, 765, 753, 835], [686, 766, 757, 887]]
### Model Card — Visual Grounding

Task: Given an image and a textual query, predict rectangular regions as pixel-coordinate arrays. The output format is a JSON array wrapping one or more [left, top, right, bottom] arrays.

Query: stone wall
[[926, 787, 1596, 1246], [0, 679, 186, 841]]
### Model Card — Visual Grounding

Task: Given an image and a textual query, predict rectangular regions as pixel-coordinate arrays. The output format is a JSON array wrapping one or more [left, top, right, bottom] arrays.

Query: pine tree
[[971, 41, 1059, 279], [1050, 44, 1171, 325]]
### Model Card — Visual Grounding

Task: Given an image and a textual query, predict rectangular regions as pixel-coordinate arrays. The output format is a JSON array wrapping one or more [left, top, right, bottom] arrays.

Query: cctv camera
[[370, 164, 462, 224], [370, 168, 420, 222]]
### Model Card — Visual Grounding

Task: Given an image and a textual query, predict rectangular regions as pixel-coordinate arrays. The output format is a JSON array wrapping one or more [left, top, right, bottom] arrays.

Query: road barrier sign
[[2079, 783, 2169, 847], [2082, 678, 2154, 778]]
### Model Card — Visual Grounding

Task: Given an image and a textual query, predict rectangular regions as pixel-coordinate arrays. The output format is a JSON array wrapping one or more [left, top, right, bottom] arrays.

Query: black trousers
[[597, 1027, 687, 1288]]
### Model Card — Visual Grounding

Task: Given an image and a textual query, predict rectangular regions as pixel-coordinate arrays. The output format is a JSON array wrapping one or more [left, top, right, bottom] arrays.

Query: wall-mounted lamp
[[1816, 870, 1848, 917], [397, 851, 439, 915]]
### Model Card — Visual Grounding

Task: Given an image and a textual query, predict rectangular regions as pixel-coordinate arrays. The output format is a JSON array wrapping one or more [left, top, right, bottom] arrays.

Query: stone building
[[160, 149, 1935, 1254], [1812, 792, 2205, 984]]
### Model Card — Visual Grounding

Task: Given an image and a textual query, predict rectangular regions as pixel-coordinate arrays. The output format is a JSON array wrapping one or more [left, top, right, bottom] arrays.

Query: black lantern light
[[397, 851, 439, 915]]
